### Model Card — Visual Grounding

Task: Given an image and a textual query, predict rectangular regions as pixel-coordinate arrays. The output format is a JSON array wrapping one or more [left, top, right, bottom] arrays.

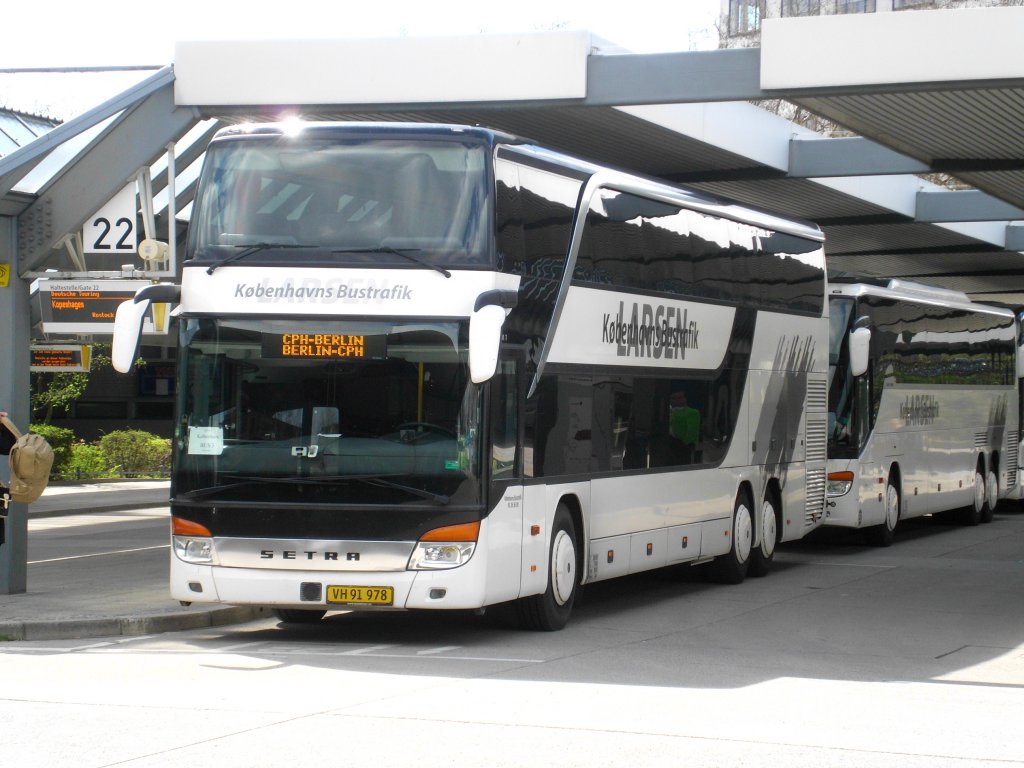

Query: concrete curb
[[0, 606, 271, 642]]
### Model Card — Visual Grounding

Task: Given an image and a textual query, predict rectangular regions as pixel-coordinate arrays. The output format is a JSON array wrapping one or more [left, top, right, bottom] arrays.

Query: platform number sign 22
[[84, 184, 138, 255]]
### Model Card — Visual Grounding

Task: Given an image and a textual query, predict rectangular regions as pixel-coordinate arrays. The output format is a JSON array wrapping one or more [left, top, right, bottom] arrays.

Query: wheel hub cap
[[551, 531, 576, 606], [735, 504, 753, 564]]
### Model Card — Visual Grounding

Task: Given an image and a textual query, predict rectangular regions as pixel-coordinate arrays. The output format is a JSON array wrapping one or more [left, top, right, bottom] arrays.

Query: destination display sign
[[30, 345, 91, 372], [33, 279, 169, 334], [261, 333, 386, 359]]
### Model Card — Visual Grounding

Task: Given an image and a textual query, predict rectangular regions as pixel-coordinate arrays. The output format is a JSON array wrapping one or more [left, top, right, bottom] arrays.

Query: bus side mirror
[[111, 283, 180, 373], [1017, 344, 1024, 379], [112, 298, 150, 373], [469, 304, 506, 384], [849, 326, 871, 378]]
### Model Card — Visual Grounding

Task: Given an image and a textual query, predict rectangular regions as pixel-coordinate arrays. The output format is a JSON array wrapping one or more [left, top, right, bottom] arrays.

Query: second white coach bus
[[826, 280, 1021, 545], [114, 122, 829, 629]]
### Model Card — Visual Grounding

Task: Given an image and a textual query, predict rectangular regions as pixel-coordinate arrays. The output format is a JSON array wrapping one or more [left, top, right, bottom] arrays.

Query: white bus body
[[115, 123, 829, 629], [826, 281, 1020, 545]]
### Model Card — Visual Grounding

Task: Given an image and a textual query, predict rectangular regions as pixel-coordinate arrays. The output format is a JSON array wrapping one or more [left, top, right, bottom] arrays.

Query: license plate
[[326, 585, 394, 606]]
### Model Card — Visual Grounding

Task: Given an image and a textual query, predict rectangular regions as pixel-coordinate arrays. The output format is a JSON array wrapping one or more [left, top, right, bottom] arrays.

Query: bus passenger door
[[484, 354, 526, 605]]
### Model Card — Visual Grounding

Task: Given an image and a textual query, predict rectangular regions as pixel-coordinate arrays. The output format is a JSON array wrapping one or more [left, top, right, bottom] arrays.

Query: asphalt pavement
[[0, 480, 267, 641]]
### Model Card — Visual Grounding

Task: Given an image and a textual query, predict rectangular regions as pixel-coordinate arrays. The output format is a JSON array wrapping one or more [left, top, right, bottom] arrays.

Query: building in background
[[721, 0, 1020, 46]]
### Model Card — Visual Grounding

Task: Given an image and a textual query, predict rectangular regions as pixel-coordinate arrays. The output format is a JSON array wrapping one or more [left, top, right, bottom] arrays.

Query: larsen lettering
[[900, 394, 940, 425], [601, 301, 699, 360]]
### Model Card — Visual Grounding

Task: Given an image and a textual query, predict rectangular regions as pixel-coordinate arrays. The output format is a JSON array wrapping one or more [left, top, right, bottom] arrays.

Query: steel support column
[[0, 216, 30, 594]]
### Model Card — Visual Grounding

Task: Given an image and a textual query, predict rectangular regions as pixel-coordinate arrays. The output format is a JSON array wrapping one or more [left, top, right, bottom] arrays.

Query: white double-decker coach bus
[[115, 122, 828, 629], [826, 280, 1021, 545]]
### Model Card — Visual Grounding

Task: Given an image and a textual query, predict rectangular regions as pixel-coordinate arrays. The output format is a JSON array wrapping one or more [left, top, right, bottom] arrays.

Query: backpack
[[1, 415, 54, 504]]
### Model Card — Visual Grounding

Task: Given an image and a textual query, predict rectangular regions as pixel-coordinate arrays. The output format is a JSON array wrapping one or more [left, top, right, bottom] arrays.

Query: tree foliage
[[30, 344, 113, 424], [97, 429, 171, 477]]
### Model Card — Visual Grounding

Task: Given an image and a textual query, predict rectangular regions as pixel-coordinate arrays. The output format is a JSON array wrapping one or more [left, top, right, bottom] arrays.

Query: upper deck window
[[576, 189, 825, 315], [188, 136, 492, 270]]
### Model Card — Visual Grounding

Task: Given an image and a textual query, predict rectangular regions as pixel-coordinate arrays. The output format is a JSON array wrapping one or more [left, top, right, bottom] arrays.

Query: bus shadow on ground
[[225, 507, 1024, 691]]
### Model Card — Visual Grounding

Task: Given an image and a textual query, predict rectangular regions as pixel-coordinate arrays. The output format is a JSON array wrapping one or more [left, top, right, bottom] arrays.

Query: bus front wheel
[[866, 478, 899, 547], [517, 504, 579, 631]]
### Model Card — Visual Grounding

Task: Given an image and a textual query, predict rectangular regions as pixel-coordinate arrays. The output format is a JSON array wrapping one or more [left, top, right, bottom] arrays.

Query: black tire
[[273, 608, 327, 624], [710, 489, 753, 584], [517, 504, 579, 631], [865, 476, 899, 547], [747, 489, 779, 578]]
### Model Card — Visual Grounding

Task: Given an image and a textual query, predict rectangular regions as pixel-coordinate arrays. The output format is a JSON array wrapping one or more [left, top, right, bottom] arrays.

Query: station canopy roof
[[3, 6, 1024, 307]]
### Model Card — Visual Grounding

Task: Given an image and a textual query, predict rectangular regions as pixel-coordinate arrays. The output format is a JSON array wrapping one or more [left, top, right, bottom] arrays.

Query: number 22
[[92, 217, 134, 250]]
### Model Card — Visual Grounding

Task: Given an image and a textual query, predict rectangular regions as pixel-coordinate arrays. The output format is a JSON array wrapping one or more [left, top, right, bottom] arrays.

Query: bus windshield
[[828, 296, 859, 452], [174, 318, 481, 506], [188, 136, 491, 269]]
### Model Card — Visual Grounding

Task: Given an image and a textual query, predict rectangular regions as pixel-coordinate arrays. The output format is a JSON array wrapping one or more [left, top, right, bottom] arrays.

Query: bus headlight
[[171, 516, 217, 564], [173, 536, 215, 564], [408, 521, 479, 570], [827, 471, 855, 497]]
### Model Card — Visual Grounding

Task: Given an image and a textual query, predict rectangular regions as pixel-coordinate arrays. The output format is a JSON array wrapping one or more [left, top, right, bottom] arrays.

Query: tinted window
[[524, 370, 742, 478], [578, 190, 824, 315], [863, 296, 1016, 423], [190, 137, 491, 268], [495, 159, 581, 280]]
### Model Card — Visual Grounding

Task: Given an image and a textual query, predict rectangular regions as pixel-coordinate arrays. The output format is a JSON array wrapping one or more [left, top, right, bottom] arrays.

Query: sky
[[0, 0, 721, 120]]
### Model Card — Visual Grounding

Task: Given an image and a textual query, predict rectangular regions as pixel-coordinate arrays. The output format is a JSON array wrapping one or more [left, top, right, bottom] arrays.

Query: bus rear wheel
[[273, 608, 327, 624], [747, 490, 779, 578], [981, 467, 998, 524], [710, 489, 753, 584], [517, 504, 579, 631]]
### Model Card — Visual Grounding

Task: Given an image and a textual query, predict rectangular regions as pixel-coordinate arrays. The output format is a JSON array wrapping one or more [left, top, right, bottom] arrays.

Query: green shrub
[[28, 423, 76, 478], [97, 430, 171, 477], [65, 443, 112, 480]]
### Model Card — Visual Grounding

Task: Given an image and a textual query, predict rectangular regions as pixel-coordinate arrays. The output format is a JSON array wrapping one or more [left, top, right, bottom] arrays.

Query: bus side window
[[490, 359, 519, 480]]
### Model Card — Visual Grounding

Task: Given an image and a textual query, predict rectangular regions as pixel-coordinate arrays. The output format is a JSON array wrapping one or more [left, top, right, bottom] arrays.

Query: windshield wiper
[[206, 243, 319, 274], [177, 480, 266, 500], [356, 476, 450, 505], [332, 246, 451, 278]]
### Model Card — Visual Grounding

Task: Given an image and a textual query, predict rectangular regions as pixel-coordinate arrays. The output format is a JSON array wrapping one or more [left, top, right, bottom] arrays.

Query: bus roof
[[209, 121, 825, 245], [829, 279, 1015, 319]]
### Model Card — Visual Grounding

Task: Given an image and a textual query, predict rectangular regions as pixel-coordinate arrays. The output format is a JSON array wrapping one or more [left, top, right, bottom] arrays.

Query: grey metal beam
[[0, 155, 46, 201], [1005, 225, 1024, 252], [0, 189, 35, 218], [916, 189, 1024, 224], [789, 136, 930, 178], [17, 83, 199, 274], [586, 48, 764, 106], [0, 217, 31, 594], [0, 66, 175, 199]]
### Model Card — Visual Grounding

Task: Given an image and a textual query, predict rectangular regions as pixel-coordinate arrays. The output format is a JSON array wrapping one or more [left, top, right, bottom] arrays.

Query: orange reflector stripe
[[420, 521, 480, 542], [171, 516, 213, 537], [828, 471, 855, 482]]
